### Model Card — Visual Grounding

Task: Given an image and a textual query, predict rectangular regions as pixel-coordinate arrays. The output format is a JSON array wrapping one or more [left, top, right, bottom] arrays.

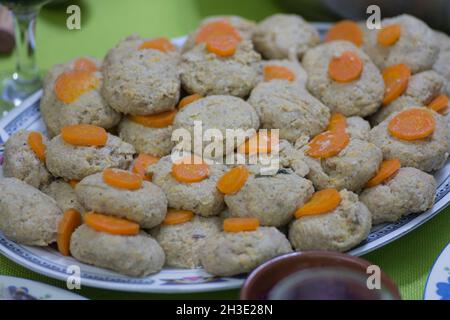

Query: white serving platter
[[0, 27, 449, 293]]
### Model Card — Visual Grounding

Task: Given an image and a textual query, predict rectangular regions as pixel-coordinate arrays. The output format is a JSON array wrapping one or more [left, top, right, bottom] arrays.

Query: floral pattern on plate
[[436, 275, 450, 300], [424, 242, 450, 300], [0, 275, 85, 300]]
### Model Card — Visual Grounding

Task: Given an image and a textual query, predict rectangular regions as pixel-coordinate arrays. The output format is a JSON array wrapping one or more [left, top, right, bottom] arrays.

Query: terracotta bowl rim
[[240, 251, 401, 300]]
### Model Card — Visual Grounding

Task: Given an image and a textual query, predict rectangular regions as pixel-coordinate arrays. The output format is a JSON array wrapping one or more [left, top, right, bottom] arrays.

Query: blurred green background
[[1, 0, 448, 72], [0, 0, 337, 72]]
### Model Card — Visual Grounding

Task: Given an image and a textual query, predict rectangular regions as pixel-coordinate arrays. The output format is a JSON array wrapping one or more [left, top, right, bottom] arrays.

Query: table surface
[[1, 0, 449, 300]]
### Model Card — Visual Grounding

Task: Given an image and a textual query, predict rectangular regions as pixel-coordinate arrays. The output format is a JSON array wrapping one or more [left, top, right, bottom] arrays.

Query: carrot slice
[[84, 212, 140, 236], [73, 58, 98, 73], [237, 131, 274, 155], [327, 113, 347, 133], [217, 166, 249, 194], [328, 51, 363, 83], [57, 209, 82, 256], [295, 189, 341, 218], [27, 131, 46, 162], [69, 180, 80, 188], [132, 154, 160, 181], [428, 95, 449, 114], [54, 70, 99, 104], [139, 37, 175, 52], [382, 64, 411, 105], [178, 94, 203, 110], [129, 110, 177, 128], [366, 159, 401, 188], [263, 65, 296, 82], [195, 20, 241, 44], [306, 131, 350, 159], [206, 34, 240, 57], [163, 209, 194, 225], [325, 20, 363, 47], [61, 124, 108, 147], [388, 108, 436, 141], [171, 156, 209, 183], [223, 218, 259, 233], [378, 24, 401, 46], [196, 20, 242, 57], [103, 168, 143, 190]]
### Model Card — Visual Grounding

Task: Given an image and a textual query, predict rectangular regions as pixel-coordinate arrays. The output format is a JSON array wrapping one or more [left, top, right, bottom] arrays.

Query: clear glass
[[268, 267, 398, 300], [0, 0, 50, 114]]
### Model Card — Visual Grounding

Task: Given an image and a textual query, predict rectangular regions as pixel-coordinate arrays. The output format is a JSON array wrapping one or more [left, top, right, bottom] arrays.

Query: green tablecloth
[[0, 0, 449, 300]]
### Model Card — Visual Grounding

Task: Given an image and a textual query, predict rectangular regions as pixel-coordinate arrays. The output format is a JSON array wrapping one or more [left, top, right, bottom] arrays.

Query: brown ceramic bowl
[[240, 251, 401, 300]]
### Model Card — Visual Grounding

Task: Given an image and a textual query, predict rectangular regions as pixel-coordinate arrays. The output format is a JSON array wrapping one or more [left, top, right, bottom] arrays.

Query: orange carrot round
[[84, 212, 140, 236], [328, 51, 363, 83], [163, 209, 194, 225], [196, 20, 241, 57], [196, 20, 241, 44], [428, 95, 449, 114], [295, 189, 341, 218], [139, 37, 175, 52], [61, 124, 108, 147], [388, 108, 436, 141], [54, 70, 99, 104], [129, 110, 177, 128], [206, 34, 240, 57], [132, 154, 160, 181], [382, 64, 411, 105], [171, 156, 209, 183], [307, 131, 350, 159], [325, 20, 363, 47], [366, 159, 401, 188], [223, 217, 259, 233], [27, 131, 46, 162], [57, 209, 82, 256], [103, 168, 143, 190], [73, 58, 98, 73], [263, 65, 296, 82], [378, 24, 401, 46], [327, 113, 347, 133], [217, 166, 249, 195], [69, 180, 80, 188], [178, 94, 203, 109]]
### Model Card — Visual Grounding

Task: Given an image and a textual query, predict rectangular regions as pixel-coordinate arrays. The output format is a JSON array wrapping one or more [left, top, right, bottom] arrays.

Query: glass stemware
[[0, 0, 50, 115]]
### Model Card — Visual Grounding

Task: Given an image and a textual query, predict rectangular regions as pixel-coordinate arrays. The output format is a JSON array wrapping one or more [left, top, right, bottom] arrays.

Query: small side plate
[[0, 275, 86, 300], [424, 242, 450, 300]]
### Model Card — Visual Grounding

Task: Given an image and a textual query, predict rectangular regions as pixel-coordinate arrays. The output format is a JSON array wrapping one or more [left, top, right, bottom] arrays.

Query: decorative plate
[[0, 26, 449, 293], [0, 275, 86, 300], [424, 242, 450, 300]]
